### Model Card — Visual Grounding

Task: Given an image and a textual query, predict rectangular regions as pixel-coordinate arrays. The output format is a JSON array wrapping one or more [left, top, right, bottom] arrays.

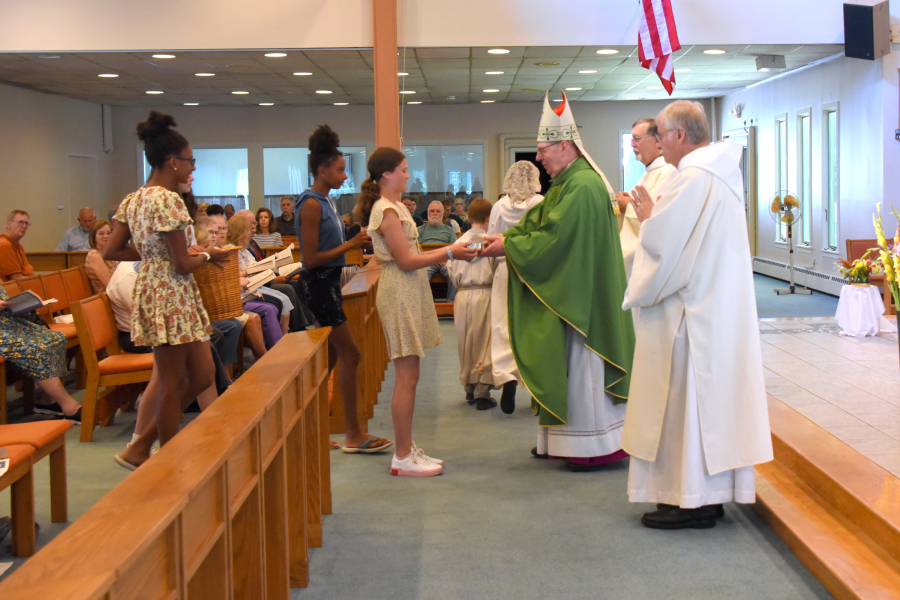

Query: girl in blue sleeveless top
[[296, 125, 392, 454]]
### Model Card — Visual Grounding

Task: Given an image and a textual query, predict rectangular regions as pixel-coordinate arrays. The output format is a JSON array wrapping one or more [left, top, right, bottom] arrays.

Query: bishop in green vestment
[[482, 92, 635, 466]]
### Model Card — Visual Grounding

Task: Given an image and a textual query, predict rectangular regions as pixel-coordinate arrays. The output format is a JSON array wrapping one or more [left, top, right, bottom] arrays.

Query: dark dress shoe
[[475, 397, 497, 410], [500, 381, 517, 414], [465, 392, 475, 405], [656, 503, 725, 519], [531, 447, 549, 459], [641, 505, 717, 529]]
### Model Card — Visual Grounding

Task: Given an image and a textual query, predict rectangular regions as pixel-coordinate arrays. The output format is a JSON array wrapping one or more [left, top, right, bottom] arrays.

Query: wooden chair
[[70, 293, 154, 442], [0, 420, 72, 523], [0, 444, 36, 556], [60, 266, 92, 304], [420, 243, 455, 315]]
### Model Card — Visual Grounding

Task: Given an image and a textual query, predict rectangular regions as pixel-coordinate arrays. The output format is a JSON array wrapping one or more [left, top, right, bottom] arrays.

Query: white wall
[[0, 0, 869, 52], [0, 82, 112, 251], [716, 53, 887, 287], [108, 99, 697, 210]]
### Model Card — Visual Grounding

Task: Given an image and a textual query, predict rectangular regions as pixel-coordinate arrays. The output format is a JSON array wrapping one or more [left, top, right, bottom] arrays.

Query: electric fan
[[768, 191, 812, 295]]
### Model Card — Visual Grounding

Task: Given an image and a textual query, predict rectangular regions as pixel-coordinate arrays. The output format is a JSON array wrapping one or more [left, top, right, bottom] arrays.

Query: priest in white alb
[[622, 100, 772, 530], [614, 117, 677, 279]]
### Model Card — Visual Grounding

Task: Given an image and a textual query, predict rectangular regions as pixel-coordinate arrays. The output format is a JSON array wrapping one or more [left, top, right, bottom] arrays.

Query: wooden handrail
[[0, 328, 332, 598]]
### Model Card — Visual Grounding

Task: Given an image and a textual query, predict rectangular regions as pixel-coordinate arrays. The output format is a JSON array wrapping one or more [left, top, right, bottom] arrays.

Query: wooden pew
[[0, 328, 332, 598], [25, 252, 89, 271], [330, 259, 389, 434], [420, 243, 454, 316]]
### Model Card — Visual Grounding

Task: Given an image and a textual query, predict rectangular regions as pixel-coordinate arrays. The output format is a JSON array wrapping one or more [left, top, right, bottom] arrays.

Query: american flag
[[638, 0, 681, 95]]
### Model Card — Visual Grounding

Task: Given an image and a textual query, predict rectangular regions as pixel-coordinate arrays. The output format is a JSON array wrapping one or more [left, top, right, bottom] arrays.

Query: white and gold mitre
[[536, 91, 617, 211]]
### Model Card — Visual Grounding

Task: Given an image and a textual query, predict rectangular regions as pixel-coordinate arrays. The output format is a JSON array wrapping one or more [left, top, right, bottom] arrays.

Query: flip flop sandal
[[342, 436, 394, 454], [114, 454, 139, 471]]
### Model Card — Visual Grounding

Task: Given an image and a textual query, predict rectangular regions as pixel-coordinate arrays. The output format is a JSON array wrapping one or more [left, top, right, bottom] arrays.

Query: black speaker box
[[844, 0, 890, 60]]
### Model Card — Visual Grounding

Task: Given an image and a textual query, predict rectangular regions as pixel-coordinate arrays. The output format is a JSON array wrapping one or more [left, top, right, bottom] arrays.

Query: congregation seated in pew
[[84, 220, 118, 294], [418, 200, 457, 302], [0, 210, 35, 282], [55, 207, 95, 252]]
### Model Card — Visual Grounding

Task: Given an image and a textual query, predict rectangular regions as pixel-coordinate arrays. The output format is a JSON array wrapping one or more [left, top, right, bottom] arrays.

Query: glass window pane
[[622, 133, 644, 192], [402, 144, 484, 215], [826, 111, 838, 250], [799, 115, 811, 246], [142, 148, 249, 211], [776, 119, 788, 241], [262, 146, 367, 216]]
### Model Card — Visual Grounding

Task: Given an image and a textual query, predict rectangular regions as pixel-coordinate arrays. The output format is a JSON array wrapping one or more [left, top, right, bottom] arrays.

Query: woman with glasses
[[105, 110, 230, 470]]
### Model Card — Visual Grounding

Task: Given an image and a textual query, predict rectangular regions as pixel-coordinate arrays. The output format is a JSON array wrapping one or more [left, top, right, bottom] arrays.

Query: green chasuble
[[504, 156, 635, 427]]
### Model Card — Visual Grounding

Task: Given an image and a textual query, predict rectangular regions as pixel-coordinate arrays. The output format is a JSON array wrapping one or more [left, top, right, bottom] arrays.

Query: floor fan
[[768, 191, 812, 295]]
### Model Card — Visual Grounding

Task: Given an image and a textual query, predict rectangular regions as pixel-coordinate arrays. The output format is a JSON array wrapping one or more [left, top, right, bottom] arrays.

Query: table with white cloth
[[835, 284, 897, 337]]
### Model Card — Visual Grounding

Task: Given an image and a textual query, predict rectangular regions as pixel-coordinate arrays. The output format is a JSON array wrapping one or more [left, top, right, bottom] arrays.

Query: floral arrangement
[[836, 255, 881, 284], [872, 202, 900, 307]]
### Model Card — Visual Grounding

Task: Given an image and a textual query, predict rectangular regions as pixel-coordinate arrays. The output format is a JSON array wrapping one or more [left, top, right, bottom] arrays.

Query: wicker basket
[[193, 247, 243, 321]]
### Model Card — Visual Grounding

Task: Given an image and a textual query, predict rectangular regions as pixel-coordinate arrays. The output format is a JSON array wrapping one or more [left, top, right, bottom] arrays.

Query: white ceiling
[[0, 45, 845, 107]]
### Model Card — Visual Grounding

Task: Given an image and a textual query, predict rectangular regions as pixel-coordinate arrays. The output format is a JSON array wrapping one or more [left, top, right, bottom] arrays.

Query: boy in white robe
[[623, 101, 772, 530], [487, 161, 544, 413], [447, 199, 498, 410]]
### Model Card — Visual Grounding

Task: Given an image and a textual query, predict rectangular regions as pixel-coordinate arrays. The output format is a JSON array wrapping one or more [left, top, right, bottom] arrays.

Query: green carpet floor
[[754, 273, 839, 319]]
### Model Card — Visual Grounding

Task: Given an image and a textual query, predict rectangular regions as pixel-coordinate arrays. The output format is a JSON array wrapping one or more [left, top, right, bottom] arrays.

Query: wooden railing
[[0, 328, 332, 599], [26, 251, 88, 271], [330, 259, 389, 433]]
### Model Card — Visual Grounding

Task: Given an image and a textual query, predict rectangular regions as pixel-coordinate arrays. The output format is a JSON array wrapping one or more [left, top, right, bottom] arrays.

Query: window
[[143, 148, 249, 210], [775, 117, 788, 241], [402, 144, 484, 211], [262, 146, 368, 216], [621, 133, 644, 193], [797, 112, 812, 246], [823, 107, 839, 251]]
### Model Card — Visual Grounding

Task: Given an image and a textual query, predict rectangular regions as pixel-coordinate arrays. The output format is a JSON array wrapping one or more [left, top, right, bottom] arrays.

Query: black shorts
[[299, 266, 347, 328]]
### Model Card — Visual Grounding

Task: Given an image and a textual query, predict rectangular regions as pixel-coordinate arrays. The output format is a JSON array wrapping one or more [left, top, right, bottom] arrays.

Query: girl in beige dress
[[356, 147, 477, 477]]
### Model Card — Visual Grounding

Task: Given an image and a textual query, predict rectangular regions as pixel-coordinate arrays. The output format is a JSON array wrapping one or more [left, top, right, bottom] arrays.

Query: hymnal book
[[5, 290, 54, 316], [246, 270, 275, 294], [273, 244, 295, 268], [245, 255, 276, 275], [277, 262, 303, 278]]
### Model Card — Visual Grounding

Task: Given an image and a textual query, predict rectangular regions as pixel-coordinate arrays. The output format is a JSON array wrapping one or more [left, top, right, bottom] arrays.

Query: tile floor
[[761, 316, 900, 477]]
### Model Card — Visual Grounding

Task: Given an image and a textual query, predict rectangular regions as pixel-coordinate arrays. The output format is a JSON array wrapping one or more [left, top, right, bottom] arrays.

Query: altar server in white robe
[[448, 199, 499, 410], [622, 100, 772, 530], [487, 161, 543, 414], [614, 117, 678, 279]]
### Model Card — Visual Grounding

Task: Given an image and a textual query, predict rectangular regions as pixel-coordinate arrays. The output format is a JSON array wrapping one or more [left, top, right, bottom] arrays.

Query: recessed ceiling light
[[293, 72, 313, 76], [264, 52, 287, 58], [232, 91, 249, 95], [565, 87, 582, 91], [647, 85, 663, 89], [38, 55, 60, 59], [704, 49, 726, 55], [146, 90, 164, 94], [534, 61, 559, 66], [481, 100, 495, 103], [334, 102, 349, 106], [488, 48, 510, 54], [152, 54, 176, 59], [316, 90, 332, 94], [398, 72, 409, 76], [259, 102, 274, 105], [407, 101, 422, 105], [184, 103, 199, 106], [98, 73, 118, 78], [553, 99, 563, 102], [578, 69, 598, 74], [521, 88, 543, 92], [485, 71, 504, 75], [674, 68, 691, 73], [483, 89, 500, 93], [399, 90, 416, 94], [596, 49, 619, 55], [195, 73, 215, 77]]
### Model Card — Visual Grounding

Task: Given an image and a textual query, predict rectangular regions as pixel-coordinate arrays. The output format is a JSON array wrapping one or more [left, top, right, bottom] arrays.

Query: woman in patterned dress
[[104, 111, 229, 468], [84, 220, 119, 294], [0, 287, 83, 421], [355, 147, 476, 477]]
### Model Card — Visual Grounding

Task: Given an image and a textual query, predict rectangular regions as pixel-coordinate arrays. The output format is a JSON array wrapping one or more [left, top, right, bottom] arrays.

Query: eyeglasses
[[631, 134, 655, 143], [536, 142, 561, 156], [173, 156, 196, 167], [654, 128, 677, 141]]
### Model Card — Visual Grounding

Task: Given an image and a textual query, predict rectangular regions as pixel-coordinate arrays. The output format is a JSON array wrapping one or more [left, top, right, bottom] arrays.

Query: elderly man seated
[[0, 210, 35, 281], [55, 207, 96, 251], [418, 200, 457, 302]]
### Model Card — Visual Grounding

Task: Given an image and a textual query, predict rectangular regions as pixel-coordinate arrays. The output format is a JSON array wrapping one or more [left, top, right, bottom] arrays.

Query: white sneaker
[[412, 442, 443, 466], [391, 451, 443, 477]]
